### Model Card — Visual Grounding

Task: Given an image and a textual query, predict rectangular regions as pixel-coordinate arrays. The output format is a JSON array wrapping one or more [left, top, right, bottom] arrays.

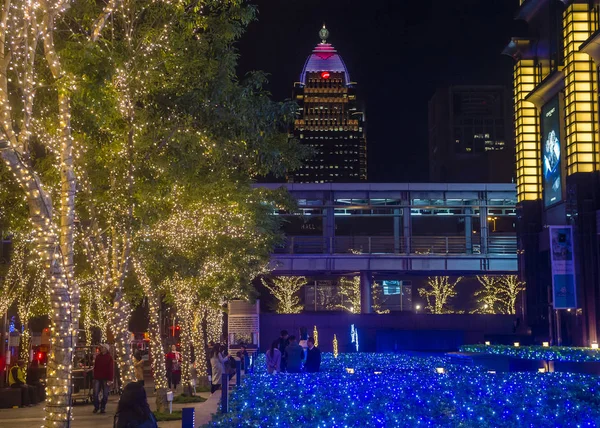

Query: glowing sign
[[350, 324, 359, 352], [320, 71, 330, 79]]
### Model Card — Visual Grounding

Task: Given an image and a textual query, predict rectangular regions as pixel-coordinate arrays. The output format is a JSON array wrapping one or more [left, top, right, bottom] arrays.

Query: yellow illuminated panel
[[563, 3, 599, 175], [514, 60, 541, 202]]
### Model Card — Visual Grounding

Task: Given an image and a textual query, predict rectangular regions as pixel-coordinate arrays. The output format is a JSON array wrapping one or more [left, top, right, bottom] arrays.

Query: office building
[[291, 26, 367, 183], [429, 86, 515, 183]]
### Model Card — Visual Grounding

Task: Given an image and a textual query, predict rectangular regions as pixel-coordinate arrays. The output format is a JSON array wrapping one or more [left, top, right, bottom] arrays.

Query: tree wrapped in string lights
[[1, 0, 303, 424], [333, 277, 361, 314], [472, 275, 502, 314], [372, 282, 390, 314], [133, 260, 169, 412], [418, 276, 463, 314], [261, 276, 306, 314], [0, 0, 85, 423], [498, 275, 525, 315]]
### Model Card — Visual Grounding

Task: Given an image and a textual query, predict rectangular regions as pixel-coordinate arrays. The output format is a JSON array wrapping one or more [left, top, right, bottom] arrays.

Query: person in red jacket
[[93, 344, 114, 414]]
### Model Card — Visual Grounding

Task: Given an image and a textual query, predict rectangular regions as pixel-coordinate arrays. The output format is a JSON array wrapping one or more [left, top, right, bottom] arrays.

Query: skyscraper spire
[[319, 24, 329, 44]]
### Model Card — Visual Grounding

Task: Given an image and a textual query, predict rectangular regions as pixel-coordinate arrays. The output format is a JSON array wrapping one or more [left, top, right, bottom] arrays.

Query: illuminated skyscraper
[[291, 26, 367, 183]]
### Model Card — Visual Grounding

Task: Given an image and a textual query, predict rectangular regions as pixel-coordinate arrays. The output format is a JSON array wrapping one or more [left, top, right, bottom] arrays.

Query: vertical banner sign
[[542, 96, 562, 207], [550, 226, 577, 309]]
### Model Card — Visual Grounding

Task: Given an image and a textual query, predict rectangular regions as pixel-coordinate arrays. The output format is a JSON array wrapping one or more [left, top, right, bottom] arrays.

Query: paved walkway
[[0, 386, 221, 427]]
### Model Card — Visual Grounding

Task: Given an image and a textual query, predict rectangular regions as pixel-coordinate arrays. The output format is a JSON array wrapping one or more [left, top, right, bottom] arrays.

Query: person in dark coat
[[284, 336, 304, 373], [114, 381, 158, 428], [278, 330, 289, 372], [93, 344, 114, 414], [304, 337, 321, 373]]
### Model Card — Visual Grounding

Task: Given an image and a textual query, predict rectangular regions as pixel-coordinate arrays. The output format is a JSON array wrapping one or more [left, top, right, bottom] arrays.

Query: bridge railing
[[273, 235, 517, 256]]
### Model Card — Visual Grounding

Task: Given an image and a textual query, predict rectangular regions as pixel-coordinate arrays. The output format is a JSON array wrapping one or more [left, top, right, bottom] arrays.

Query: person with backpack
[[113, 381, 158, 428]]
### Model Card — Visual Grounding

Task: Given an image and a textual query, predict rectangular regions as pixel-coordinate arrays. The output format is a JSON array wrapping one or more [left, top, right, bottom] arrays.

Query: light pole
[[487, 216, 498, 232]]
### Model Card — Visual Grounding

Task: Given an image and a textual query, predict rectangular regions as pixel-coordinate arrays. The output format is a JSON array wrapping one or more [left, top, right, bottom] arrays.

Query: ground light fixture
[[542, 342, 549, 347], [435, 367, 445, 374], [592, 342, 599, 350], [484, 341, 491, 346], [538, 368, 546, 373], [514, 342, 520, 347], [346, 368, 355, 374]]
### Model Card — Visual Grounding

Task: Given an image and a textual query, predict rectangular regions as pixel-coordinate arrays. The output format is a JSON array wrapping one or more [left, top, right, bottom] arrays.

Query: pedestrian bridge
[[270, 235, 517, 275], [257, 182, 519, 276]]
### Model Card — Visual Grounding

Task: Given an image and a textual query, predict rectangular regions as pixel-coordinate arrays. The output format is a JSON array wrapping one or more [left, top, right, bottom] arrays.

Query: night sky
[[237, 0, 528, 182]]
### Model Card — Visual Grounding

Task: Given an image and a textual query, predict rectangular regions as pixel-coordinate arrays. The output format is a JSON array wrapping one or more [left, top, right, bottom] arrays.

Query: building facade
[[504, 0, 600, 346], [291, 26, 367, 183], [256, 182, 518, 314], [429, 86, 515, 183]]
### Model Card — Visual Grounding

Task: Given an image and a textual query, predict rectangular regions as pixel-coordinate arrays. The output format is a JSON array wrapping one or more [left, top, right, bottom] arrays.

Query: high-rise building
[[504, 0, 600, 347], [291, 26, 367, 183], [428, 86, 515, 183]]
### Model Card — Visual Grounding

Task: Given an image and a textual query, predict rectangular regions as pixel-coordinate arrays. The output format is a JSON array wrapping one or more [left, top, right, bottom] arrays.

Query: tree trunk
[[19, 326, 30, 362], [0, 147, 75, 427], [178, 304, 193, 396], [112, 292, 134, 388], [139, 272, 168, 412]]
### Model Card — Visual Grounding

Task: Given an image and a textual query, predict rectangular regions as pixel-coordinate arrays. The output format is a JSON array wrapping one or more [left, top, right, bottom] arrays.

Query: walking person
[[209, 344, 228, 394], [133, 350, 144, 385], [9, 360, 37, 407], [113, 381, 158, 428], [265, 340, 281, 374], [304, 337, 321, 373], [284, 335, 304, 373], [277, 330, 290, 373], [165, 345, 182, 391], [93, 344, 114, 414]]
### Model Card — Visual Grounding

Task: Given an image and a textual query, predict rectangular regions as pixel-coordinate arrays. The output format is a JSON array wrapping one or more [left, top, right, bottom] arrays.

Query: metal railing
[[273, 235, 517, 256]]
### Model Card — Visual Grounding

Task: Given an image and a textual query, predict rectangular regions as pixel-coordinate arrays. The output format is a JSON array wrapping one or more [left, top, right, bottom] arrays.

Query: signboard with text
[[550, 226, 577, 309]]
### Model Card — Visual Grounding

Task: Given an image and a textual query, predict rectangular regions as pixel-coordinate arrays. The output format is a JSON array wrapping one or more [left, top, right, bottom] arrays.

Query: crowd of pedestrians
[[266, 329, 321, 374]]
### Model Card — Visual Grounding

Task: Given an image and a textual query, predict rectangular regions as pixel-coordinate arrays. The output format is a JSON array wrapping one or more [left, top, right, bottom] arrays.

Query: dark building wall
[[428, 86, 515, 183], [260, 313, 519, 353]]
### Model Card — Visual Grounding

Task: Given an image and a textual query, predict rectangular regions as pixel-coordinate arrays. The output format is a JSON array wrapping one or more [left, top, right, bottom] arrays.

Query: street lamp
[[487, 216, 498, 232], [415, 304, 421, 312]]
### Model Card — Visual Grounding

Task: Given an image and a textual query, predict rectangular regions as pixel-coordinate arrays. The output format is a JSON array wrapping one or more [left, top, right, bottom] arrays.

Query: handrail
[[272, 235, 517, 256]]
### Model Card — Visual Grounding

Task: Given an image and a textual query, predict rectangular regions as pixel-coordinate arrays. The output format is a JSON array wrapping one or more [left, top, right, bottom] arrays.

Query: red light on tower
[[321, 71, 330, 79]]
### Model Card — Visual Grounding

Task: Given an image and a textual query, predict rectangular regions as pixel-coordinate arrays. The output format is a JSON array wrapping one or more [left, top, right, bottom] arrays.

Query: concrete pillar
[[403, 204, 411, 254], [465, 203, 473, 254], [360, 271, 373, 314], [479, 198, 488, 254], [393, 208, 401, 253], [323, 193, 335, 254]]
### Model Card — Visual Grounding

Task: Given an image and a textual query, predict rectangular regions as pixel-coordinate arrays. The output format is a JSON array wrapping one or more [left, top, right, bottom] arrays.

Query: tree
[[3, 235, 50, 364], [17, 266, 49, 362], [333, 277, 361, 314], [472, 275, 502, 314], [261, 276, 306, 314], [134, 260, 169, 412], [372, 282, 390, 314], [499, 275, 525, 315], [418, 276, 463, 314], [0, 1, 83, 423]]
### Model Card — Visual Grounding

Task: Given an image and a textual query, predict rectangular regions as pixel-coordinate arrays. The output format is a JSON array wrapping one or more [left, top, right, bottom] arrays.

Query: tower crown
[[300, 26, 350, 85]]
